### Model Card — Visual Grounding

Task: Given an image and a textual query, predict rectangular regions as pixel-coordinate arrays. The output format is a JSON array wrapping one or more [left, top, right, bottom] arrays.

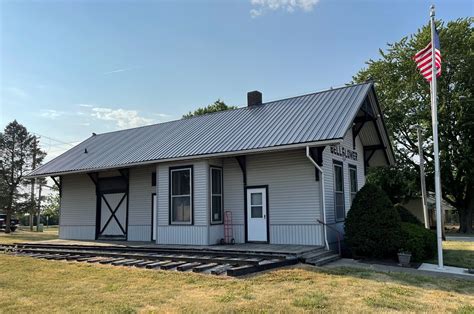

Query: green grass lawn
[[434, 240, 474, 269], [0, 254, 473, 313], [0, 227, 59, 244], [1, 230, 473, 312]]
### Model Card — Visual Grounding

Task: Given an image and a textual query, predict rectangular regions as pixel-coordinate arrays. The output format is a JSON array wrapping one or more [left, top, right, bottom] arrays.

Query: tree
[[345, 183, 402, 258], [354, 19, 474, 233], [366, 165, 419, 204], [42, 186, 60, 226], [183, 99, 238, 118], [0, 121, 45, 233]]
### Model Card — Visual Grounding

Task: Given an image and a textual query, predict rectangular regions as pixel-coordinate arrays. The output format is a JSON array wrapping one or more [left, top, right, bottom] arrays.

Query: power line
[[31, 132, 78, 147]]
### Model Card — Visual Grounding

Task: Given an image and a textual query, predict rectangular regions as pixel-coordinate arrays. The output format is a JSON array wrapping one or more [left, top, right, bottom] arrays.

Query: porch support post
[[235, 156, 247, 242], [87, 172, 100, 240]]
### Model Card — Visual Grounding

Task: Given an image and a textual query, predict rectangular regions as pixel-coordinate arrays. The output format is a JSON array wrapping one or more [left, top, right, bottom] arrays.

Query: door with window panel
[[246, 187, 268, 242]]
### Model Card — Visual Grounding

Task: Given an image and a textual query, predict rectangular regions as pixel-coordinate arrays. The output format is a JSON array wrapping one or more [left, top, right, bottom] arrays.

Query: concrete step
[[306, 254, 340, 266], [301, 250, 334, 262]]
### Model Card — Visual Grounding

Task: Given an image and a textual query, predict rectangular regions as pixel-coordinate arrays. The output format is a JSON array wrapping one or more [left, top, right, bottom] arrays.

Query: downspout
[[306, 146, 329, 249]]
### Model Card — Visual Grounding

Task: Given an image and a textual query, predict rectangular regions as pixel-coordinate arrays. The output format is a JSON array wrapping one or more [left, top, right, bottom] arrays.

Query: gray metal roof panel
[[30, 83, 374, 176]]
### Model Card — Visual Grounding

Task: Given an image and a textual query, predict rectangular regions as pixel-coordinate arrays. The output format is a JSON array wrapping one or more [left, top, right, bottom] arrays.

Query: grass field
[[1, 229, 473, 312], [437, 241, 474, 269], [0, 254, 473, 313]]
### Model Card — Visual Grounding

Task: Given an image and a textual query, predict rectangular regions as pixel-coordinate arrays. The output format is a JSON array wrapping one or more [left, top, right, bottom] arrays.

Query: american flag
[[414, 27, 441, 81]]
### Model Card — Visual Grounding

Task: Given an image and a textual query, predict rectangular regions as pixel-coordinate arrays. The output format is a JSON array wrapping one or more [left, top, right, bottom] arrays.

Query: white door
[[246, 188, 268, 242]]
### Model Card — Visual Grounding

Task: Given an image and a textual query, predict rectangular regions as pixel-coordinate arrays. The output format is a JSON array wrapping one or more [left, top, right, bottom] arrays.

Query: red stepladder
[[223, 211, 235, 244]]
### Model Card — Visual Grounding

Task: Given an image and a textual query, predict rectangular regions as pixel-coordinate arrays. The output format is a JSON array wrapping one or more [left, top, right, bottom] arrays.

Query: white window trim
[[210, 167, 223, 224], [170, 167, 193, 225], [333, 161, 345, 222]]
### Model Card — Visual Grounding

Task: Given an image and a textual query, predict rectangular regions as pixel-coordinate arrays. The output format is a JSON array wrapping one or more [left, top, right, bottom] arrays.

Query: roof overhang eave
[[26, 138, 343, 178]]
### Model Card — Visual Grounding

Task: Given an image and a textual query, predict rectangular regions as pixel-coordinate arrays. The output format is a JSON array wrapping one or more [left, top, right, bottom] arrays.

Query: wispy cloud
[[40, 109, 65, 119], [103, 66, 139, 75], [91, 107, 155, 128], [4, 86, 29, 99], [250, 0, 319, 18], [78, 104, 93, 108]]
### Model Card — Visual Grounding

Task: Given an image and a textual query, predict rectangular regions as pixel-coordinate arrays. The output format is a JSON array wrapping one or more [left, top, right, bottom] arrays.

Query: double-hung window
[[170, 167, 192, 224], [349, 165, 358, 205], [210, 167, 223, 224], [333, 161, 345, 221]]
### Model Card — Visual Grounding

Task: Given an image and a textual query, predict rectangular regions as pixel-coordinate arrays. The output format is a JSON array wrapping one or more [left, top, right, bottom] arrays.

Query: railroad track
[[0, 243, 298, 277]]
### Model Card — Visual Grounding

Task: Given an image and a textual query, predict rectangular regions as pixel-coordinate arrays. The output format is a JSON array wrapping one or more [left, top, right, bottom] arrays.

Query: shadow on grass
[[313, 266, 474, 296]]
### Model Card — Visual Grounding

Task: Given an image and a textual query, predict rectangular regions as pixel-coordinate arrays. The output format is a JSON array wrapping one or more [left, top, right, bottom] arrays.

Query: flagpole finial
[[430, 4, 435, 17]]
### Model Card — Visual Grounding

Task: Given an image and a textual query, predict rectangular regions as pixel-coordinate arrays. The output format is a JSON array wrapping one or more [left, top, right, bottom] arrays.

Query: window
[[333, 161, 345, 221], [169, 167, 192, 224], [349, 165, 358, 205], [152, 172, 156, 186], [210, 167, 223, 224]]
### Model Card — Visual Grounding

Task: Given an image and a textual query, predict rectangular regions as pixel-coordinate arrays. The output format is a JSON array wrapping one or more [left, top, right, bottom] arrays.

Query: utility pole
[[417, 127, 430, 229], [36, 183, 42, 232], [30, 136, 37, 231]]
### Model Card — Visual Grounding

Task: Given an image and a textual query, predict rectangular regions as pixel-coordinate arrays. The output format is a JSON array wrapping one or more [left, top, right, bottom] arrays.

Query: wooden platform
[[27, 239, 323, 256], [1, 240, 339, 275]]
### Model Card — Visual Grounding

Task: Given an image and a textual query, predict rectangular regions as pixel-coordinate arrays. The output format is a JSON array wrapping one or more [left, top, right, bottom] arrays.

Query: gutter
[[305, 146, 329, 250]]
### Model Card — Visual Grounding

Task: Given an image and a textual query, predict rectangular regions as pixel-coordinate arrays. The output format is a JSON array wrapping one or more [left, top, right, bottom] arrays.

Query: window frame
[[349, 164, 358, 205], [209, 166, 224, 225], [333, 160, 345, 222], [168, 166, 193, 225]]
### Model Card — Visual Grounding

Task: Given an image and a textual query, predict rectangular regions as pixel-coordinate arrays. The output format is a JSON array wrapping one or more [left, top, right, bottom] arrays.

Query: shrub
[[399, 222, 437, 262], [395, 204, 423, 226], [345, 183, 402, 258]]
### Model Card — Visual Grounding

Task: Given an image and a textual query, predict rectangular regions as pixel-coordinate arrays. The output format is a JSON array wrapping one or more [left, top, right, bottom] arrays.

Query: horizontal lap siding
[[156, 160, 209, 244], [222, 158, 245, 243], [271, 225, 322, 245], [59, 174, 96, 240], [128, 166, 155, 241], [323, 129, 365, 239], [247, 149, 321, 225], [156, 226, 208, 245], [247, 149, 323, 245]]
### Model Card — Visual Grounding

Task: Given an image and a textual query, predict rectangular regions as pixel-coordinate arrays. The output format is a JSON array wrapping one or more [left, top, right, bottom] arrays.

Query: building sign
[[330, 145, 358, 161]]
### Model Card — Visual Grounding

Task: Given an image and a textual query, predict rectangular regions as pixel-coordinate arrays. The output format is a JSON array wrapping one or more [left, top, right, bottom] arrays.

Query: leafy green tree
[[354, 19, 474, 233], [183, 99, 237, 118], [0, 120, 45, 232], [42, 187, 60, 226], [366, 165, 419, 204]]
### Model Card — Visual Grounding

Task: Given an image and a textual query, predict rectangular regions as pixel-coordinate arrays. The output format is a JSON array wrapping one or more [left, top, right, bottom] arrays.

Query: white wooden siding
[[156, 160, 209, 244], [222, 150, 324, 245], [59, 174, 96, 240], [247, 149, 322, 225], [323, 128, 366, 245], [222, 157, 244, 226], [128, 166, 155, 241], [209, 224, 224, 245], [156, 226, 208, 245]]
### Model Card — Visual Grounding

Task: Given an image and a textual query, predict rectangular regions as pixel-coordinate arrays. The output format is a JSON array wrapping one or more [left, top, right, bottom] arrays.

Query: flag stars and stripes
[[413, 27, 441, 81]]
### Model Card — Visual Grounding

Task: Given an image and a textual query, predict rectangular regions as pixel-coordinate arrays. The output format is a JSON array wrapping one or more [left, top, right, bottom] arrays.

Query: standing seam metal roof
[[29, 82, 377, 176]]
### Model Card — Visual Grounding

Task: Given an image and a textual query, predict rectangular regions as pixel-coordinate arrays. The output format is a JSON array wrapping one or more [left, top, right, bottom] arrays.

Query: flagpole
[[429, 4, 443, 269]]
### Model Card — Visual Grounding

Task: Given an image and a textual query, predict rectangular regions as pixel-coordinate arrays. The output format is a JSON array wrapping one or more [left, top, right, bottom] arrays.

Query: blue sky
[[0, 0, 472, 161]]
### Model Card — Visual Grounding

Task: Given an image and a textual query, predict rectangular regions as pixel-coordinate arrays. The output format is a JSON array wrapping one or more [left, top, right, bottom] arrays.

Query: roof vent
[[247, 91, 262, 107], [92, 132, 96, 136], [84, 148, 88, 154]]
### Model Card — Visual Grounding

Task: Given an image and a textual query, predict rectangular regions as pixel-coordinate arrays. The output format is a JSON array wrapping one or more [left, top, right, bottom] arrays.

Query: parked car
[[0, 214, 19, 232]]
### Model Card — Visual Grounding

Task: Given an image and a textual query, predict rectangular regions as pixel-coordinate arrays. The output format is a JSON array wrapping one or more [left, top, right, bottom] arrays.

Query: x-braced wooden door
[[98, 191, 127, 240]]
